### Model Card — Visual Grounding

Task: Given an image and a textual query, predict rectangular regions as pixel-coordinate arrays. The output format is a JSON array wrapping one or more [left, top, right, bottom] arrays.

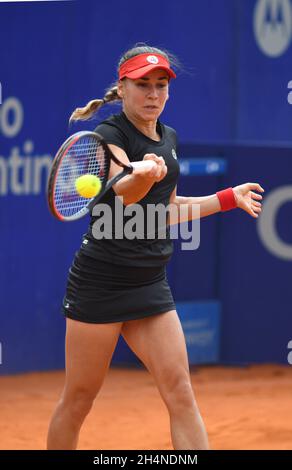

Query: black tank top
[[80, 112, 180, 267]]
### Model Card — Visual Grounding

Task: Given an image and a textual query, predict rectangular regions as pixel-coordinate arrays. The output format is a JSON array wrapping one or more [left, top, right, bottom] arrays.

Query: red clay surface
[[0, 364, 291, 450]]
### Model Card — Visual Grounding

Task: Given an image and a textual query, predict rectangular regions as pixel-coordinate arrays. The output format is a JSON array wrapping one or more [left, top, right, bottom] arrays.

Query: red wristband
[[216, 187, 237, 211]]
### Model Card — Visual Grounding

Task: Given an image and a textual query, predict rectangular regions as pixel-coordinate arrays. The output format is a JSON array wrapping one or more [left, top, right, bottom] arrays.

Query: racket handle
[[131, 160, 157, 175]]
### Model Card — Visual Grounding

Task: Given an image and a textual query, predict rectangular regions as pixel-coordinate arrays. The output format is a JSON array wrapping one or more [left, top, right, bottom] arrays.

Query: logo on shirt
[[172, 148, 177, 160], [146, 55, 159, 64]]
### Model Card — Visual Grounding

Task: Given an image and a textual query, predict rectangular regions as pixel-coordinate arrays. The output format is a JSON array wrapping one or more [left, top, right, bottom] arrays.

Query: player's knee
[[62, 389, 96, 422], [163, 376, 196, 411]]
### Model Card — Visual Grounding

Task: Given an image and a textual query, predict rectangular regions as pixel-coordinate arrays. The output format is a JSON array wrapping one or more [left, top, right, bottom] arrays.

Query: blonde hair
[[69, 85, 120, 123], [69, 44, 179, 123]]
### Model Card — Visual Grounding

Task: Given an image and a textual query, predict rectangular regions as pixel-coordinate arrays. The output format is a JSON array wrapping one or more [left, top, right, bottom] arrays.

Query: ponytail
[[69, 84, 121, 123]]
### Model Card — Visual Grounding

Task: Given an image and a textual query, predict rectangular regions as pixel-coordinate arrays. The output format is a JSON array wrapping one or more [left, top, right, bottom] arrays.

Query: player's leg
[[47, 318, 122, 450], [121, 310, 209, 450]]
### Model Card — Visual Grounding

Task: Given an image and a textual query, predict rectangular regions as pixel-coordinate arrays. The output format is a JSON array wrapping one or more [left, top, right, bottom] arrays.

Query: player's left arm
[[168, 183, 264, 223]]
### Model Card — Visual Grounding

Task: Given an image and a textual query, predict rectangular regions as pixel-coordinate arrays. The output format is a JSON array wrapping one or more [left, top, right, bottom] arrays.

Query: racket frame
[[47, 131, 134, 222]]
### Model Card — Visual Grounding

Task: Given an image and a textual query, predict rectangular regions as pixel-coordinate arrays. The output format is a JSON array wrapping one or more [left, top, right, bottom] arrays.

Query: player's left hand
[[233, 183, 264, 218]]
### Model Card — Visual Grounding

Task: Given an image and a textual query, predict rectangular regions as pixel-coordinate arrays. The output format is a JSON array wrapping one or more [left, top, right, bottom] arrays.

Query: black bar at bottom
[[0, 450, 292, 466]]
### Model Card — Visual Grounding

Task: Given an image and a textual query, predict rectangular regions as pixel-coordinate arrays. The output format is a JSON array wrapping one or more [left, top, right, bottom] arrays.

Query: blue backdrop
[[1, 0, 292, 373]]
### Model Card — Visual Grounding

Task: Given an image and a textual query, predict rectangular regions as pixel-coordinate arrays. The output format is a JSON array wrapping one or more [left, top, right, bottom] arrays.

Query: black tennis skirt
[[62, 251, 176, 324]]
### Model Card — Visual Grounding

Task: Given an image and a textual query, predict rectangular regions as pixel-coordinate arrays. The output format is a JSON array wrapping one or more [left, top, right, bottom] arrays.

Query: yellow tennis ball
[[75, 174, 102, 198]]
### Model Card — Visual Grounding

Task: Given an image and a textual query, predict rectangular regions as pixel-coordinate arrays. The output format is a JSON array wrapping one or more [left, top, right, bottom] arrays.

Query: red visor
[[119, 53, 176, 80]]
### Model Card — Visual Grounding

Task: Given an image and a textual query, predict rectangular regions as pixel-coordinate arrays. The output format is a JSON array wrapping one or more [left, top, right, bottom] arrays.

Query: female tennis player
[[47, 45, 264, 450]]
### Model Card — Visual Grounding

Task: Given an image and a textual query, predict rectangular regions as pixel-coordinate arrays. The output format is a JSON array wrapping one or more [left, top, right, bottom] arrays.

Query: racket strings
[[54, 137, 109, 218]]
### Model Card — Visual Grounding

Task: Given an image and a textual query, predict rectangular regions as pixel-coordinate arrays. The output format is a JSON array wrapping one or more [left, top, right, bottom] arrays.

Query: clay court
[[1, 364, 292, 450]]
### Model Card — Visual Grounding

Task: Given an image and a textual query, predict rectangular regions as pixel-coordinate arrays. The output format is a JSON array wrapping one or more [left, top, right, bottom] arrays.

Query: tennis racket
[[47, 131, 156, 221]]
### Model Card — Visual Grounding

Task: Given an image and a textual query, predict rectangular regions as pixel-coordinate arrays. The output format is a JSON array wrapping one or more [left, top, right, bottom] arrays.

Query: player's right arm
[[107, 144, 167, 206]]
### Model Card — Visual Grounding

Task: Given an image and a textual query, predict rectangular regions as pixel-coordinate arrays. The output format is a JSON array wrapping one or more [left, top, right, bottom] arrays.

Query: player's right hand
[[142, 153, 168, 183]]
